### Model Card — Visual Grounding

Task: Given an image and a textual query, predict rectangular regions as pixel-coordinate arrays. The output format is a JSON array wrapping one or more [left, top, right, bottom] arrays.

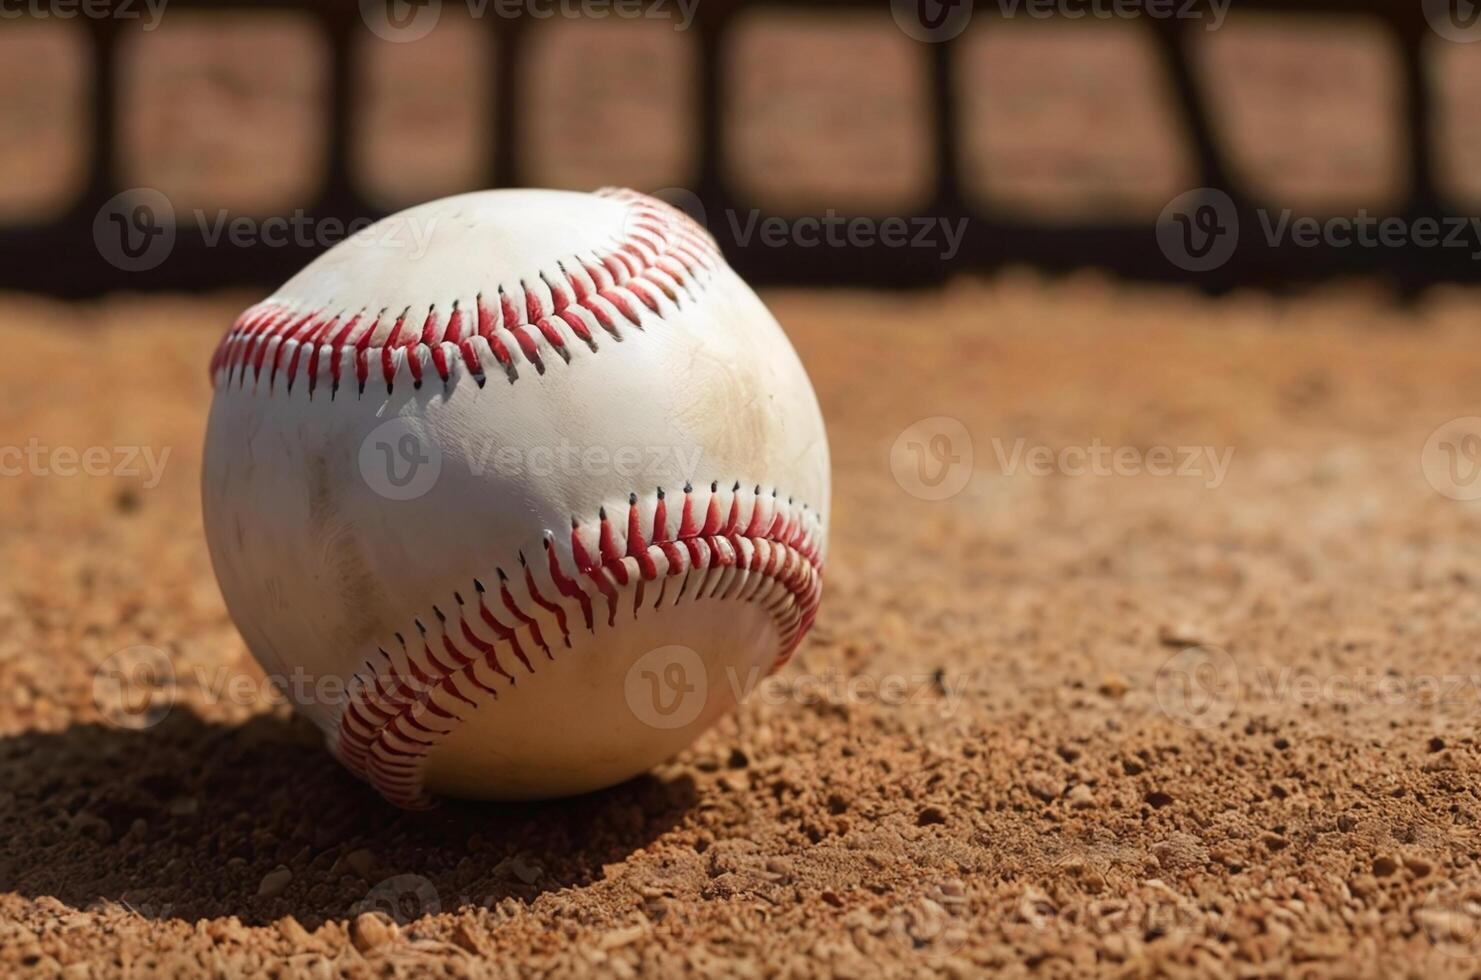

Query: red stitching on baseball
[[330, 483, 823, 809], [209, 189, 718, 397]]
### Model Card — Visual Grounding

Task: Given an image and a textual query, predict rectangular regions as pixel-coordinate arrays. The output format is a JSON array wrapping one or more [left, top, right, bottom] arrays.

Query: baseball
[[201, 188, 829, 807]]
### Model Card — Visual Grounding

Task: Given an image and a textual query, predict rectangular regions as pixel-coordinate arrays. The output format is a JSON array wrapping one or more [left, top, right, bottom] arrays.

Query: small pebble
[[345, 848, 376, 879], [257, 866, 292, 899], [351, 912, 396, 952], [1158, 624, 1206, 648], [507, 854, 543, 885]]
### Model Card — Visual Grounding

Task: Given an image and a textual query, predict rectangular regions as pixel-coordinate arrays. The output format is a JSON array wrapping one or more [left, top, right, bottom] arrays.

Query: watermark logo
[[361, 0, 442, 42], [625, 645, 707, 729], [891, 0, 973, 42], [901, 892, 970, 956], [94, 188, 175, 273], [1420, 878, 1481, 959], [93, 645, 176, 730], [1156, 188, 1238, 273], [891, 417, 974, 501], [1424, 0, 1481, 43], [992, 438, 1234, 489], [1155, 645, 1239, 729], [992, 0, 1228, 29], [353, 875, 442, 924], [359, 417, 442, 501], [1423, 417, 1481, 502]]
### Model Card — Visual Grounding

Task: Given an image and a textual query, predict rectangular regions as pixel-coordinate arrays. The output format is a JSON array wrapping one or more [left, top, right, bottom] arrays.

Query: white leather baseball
[[201, 188, 829, 807]]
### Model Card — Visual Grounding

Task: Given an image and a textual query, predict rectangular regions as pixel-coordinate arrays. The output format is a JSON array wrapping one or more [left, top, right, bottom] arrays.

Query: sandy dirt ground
[[4, 277, 1481, 977]]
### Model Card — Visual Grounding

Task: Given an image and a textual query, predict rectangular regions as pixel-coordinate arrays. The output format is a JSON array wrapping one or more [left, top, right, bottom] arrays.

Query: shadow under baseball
[[0, 709, 698, 927]]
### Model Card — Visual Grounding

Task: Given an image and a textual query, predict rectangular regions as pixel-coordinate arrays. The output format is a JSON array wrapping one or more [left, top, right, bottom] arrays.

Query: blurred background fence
[[2, 0, 1479, 295]]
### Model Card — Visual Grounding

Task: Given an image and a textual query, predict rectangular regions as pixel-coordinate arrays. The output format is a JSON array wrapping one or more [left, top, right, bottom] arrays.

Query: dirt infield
[[4, 277, 1481, 976]]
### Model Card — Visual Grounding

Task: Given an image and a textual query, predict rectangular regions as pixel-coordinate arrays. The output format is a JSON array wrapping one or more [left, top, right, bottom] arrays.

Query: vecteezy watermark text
[[1158, 188, 1481, 272], [359, 0, 698, 42], [995, 0, 1228, 29], [0, 439, 171, 489], [993, 438, 1234, 489], [464, 439, 703, 483], [728, 210, 968, 262], [890, 0, 1227, 42], [195, 209, 438, 258], [357, 416, 709, 502], [0, 0, 166, 29], [93, 648, 966, 732], [1258, 210, 1481, 260], [631, 187, 970, 262], [1154, 644, 1481, 731]]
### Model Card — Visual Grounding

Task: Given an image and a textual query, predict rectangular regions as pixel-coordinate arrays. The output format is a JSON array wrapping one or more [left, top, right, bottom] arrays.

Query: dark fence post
[[315, 1, 371, 218]]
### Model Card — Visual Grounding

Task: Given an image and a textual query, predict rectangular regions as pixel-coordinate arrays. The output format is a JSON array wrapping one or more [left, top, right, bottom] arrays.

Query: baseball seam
[[329, 482, 824, 809], [207, 188, 720, 397]]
